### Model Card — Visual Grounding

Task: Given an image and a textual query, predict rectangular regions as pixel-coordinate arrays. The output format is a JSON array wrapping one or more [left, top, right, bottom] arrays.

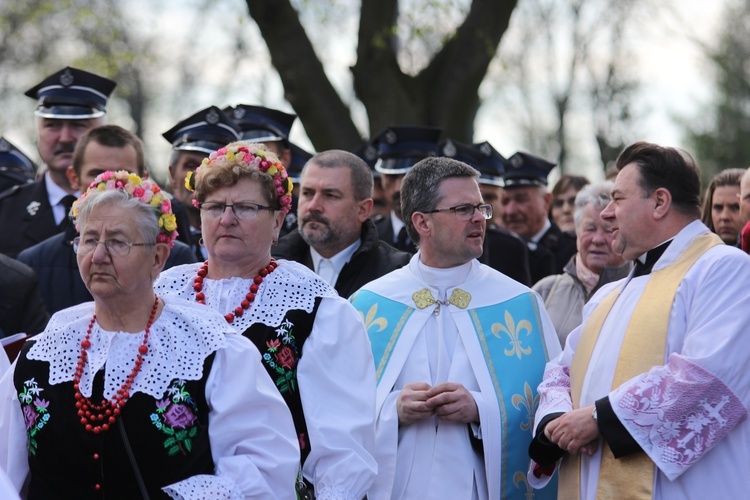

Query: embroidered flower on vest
[[150, 379, 200, 456], [262, 318, 300, 393], [18, 378, 51, 456]]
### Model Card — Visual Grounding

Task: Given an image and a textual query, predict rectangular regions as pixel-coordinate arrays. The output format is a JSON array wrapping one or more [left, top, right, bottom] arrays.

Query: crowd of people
[[0, 65, 749, 499]]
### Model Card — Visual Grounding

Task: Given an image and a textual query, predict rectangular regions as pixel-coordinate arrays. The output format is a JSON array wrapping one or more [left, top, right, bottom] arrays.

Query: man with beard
[[371, 125, 442, 254], [0, 67, 116, 257], [501, 152, 576, 284], [274, 149, 410, 298], [350, 156, 560, 499]]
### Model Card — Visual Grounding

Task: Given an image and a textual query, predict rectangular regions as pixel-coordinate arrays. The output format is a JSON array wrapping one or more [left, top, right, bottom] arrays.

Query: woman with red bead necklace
[[0, 171, 299, 499], [155, 142, 378, 500]]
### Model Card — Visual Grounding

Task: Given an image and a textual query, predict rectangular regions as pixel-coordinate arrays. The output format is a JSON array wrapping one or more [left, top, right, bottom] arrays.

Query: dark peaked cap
[[162, 106, 241, 155], [226, 104, 296, 143], [25, 66, 116, 120], [372, 125, 442, 175], [0, 137, 37, 185], [287, 142, 313, 183], [439, 139, 506, 187], [504, 151, 556, 188]]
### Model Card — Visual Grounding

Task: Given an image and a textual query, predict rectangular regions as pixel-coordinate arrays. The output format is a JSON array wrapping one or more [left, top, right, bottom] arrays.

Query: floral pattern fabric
[[18, 378, 50, 456], [150, 379, 201, 456], [262, 319, 299, 394]]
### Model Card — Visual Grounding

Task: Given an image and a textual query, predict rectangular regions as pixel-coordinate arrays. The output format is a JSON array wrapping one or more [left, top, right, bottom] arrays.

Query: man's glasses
[[198, 202, 275, 220], [423, 203, 492, 221], [72, 237, 153, 257]]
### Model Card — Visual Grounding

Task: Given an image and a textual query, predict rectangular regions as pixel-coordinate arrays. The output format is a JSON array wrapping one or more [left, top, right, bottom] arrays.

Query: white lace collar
[[155, 259, 339, 331], [27, 296, 230, 400]]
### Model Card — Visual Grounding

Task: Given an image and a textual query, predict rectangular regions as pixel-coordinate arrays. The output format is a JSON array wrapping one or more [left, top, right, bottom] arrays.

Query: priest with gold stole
[[351, 157, 561, 499], [528, 142, 750, 499]]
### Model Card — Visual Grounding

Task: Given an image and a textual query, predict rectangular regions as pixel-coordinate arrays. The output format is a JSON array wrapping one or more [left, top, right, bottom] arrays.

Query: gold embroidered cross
[[412, 288, 471, 315]]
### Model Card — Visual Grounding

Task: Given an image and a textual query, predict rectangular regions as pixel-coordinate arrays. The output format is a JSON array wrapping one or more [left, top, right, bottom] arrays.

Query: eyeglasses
[[198, 202, 275, 220], [552, 196, 577, 209], [72, 237, 153, 257], [423, 203, 492, 220]]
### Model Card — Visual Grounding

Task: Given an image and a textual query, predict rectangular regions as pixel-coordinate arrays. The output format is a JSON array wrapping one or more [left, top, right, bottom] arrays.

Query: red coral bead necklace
[[73, 295, 159, 434], [193, 259, 277, 323]]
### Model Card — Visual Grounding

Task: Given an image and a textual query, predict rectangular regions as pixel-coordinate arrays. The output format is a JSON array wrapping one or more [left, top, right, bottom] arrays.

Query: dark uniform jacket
[[0, 253, 49, 338], [273, 218, 411, 298], [18, 225, 198, 316], [373, 214, 418, 254], [527, 222, 577, 286], [480, 226, 533, 286], [0, 179, 58, 258]]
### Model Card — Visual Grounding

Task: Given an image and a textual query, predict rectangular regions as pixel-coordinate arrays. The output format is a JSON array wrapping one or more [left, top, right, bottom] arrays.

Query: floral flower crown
[[184, 143, 294, 214], [72, 170, 178, 248]]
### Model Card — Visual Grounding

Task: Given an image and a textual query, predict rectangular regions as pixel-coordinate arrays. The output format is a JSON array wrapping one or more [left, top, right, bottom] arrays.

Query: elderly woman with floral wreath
[[155, 142, 378, 500], [0, 171, 299, 499]]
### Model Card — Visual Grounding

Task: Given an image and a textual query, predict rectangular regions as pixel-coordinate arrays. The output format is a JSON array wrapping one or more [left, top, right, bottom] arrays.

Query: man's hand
[[425, 382, 479, 423], [544, 405, 599, 455], [397, 382, 434, 425]]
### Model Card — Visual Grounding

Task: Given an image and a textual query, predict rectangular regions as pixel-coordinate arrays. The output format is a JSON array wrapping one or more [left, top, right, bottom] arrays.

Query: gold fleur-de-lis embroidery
[[511, 382, 539, 432], [491, 310, 533, 359], [360, 304, 388, 333], [513, 471, 534, 500]]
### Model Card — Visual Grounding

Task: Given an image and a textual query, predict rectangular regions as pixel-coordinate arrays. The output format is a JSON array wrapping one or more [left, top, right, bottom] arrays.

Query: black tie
[[396, 226, 409, 250], [59, 195, 77, 230]]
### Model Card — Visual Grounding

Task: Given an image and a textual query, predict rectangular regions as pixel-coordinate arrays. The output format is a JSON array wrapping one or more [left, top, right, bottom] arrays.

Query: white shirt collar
[[530, 218, 552, 243], [45, 172, 80, 225], [309, 238, 362, 286], [390, 210, 405, 243]]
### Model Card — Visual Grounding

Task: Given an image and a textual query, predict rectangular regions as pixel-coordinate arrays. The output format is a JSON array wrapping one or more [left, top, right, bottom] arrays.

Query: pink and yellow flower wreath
[[72, 170, 179, 248], [184, 143, 294, 214]]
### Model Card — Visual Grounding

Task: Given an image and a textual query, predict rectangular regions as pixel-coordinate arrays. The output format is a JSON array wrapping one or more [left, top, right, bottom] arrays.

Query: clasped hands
[[544, 406, 600, 457], [397, 382, 478, 426]]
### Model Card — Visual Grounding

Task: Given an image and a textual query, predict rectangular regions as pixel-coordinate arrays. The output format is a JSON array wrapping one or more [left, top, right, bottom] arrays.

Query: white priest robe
[[351, 255, 561, 499], [530, 221, 750, 498]]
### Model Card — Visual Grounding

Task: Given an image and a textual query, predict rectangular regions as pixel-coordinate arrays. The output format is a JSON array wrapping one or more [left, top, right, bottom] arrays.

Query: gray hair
[[303, 149, 373, 201], [75, 189, 160, 247], [573, 181, 614, 229], [401, 157, 480, 244]]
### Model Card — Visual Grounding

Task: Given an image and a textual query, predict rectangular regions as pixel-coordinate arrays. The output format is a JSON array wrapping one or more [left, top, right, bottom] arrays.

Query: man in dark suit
[[371, 125, 442, 254], [439, 139, 532, 286], [274, 149, 410, 298], [0, 67, 116, 258], [501, 152, 576, 284], [164, 106, 242, 261], [18, 125, 196, 315]]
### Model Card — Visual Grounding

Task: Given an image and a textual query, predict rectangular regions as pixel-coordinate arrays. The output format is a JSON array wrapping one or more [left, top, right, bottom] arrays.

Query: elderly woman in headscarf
[[533, 181, 631, 347], [155, 142, 377, 499], [0, 171, 299, 499]]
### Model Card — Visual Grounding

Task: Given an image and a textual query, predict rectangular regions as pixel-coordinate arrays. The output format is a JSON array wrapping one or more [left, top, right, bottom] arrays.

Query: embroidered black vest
[[241, 297, 321, 465], [14, 340, 216, 499]]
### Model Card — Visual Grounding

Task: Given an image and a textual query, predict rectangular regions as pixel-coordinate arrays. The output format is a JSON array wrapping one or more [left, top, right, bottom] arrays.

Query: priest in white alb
[[528, 142, 750, 499], [351, 156, 561, 499]]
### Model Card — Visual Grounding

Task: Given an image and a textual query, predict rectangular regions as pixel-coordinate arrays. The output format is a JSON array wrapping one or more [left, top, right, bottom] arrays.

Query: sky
[[1, 0, 731, 184]]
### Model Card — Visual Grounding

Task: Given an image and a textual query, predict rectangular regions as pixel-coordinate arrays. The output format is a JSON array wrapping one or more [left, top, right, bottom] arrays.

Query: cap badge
[[232, 107, 246, 120], [442, 141, 457, 157], [59, 69, 74, 87], [510, 155, 523, 168], [385, 130, 397, 144], [205, 109, 220, 125]]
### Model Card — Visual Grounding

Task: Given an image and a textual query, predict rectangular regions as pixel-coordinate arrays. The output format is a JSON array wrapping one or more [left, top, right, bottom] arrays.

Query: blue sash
[[352, 289, 557, 498], [469, 292, 557, 498]]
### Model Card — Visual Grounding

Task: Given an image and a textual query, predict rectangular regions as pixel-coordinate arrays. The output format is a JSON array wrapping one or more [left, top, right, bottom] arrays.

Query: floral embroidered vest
[[241, 297, 320, 465], [14, 340, 216, 499]]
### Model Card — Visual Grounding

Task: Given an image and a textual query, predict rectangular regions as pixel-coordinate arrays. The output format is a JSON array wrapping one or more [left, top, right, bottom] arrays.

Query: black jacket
[[0, 253, 49, 338], [372, 214, 418, 254], [527, 222, 577, 285], [18, 224, 198, 316], [273, 218, 411, 298], [480, 226, 533, 286], [0, 179, 59, 258]]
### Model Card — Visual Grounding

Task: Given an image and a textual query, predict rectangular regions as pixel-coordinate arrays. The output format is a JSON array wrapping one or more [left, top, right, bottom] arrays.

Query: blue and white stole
[[351, 288, 558, 499]]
